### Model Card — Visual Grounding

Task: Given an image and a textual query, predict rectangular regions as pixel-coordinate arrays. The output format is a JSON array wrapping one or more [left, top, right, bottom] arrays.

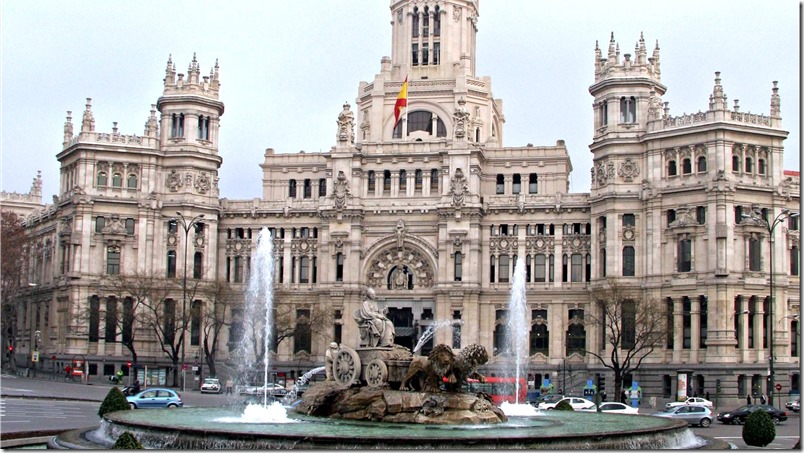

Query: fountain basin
[[73, 407, 710, 449]]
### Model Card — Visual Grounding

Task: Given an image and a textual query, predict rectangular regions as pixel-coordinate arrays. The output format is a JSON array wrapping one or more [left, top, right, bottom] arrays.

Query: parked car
[[126, 388, 183, 409], [579, 402, 639, 414], [653, 405, 713, 427], [530, 394, 564, 407], [200, 378, 222, 394], [716, 404, 788, 425], [538, 397, 595, 411], [665, 397, 713, 409], [242, 394, 279, 405], [785, 398, 800, 412]]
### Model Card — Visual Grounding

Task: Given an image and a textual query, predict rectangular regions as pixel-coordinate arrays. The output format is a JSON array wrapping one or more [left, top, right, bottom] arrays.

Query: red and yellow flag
[[393, 76, 408, 129]]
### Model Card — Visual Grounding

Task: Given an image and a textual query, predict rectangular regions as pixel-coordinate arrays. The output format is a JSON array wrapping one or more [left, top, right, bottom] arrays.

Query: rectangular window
[[454, 252, 463, 282], [289, 179, 297, 198], [496, 174, 504, 194], [95, 216, 106, 233], [228, 309, 243, 351], [412, 44, 419, 66], [677, 239, 692, 272], [699, 296, 708, 348], [682, 297, 691, 349], [164, 298, 176, 345], [168, 220, 178, 233], [319, 178, 327, 197], [790, 215, 800, 231], [335, 253, 344, 282], [191, 300, 201, 346], [104, 297, 117, 342], [233, 256, 242, 283], [571, 254, 583, 282], [735, 206, 742, 224], [561, 254, 568, 283], [422, 43, 429, 65], [696, 207, 706, 225], [622, 246, 635, 276], [299, 256, 309, 283], [549, 254, 554, 282], [534, 254, 546, 283], [666, 298, 674, 348], [791, 247, 800, 276], [490, 256, 496, 283], [622, 299, 636, 349], [622, 214, 635, 227], [294, 309, 312, 354], [512, 174, 521, 194], [452, 311, 462, 349], [107, 247, 121, 275], [193, 252, 203, 279], [368, 171, 376, 191], [748, 237, 761, 271], [498, 255, 510, 283], [89, 296, 100, 342], [433, 42, 440, 65], [122, 297, 134, 344], [125, 218, 135, 235]]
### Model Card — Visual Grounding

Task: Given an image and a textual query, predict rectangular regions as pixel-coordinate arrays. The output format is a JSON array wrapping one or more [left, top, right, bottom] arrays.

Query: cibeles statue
[[353, 288, 395, 347]]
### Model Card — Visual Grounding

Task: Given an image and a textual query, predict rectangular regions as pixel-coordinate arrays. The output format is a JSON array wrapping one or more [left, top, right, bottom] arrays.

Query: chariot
[[330, 345, 414, 388]]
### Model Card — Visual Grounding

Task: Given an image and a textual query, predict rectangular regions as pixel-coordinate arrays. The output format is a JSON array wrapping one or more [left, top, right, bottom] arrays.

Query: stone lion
[[399, 343, 488, 393]]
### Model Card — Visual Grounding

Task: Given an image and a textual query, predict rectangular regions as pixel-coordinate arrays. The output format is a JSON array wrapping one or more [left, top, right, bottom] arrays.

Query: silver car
[[653, 405, 713, 427]]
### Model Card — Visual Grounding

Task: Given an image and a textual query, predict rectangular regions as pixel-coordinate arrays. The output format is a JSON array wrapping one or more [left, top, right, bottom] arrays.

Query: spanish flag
[[393, 76, 408, 129]]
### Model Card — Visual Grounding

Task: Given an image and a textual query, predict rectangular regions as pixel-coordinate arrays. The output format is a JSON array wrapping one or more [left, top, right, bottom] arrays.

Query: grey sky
[[1, 1, 799, 201]]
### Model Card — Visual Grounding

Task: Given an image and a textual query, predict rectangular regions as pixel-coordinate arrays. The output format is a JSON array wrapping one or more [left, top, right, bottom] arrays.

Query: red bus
[[463, 377, 527, 406]]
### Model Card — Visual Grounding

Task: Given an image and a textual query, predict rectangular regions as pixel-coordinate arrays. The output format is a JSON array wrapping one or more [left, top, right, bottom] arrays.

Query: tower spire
[[81, 98, 95, 132], [770, 81, 781, 118]]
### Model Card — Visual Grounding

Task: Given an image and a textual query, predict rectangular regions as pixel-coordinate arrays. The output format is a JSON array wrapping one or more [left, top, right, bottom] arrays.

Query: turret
[[63, 111, 73, 146], [81, 98, 95, 133], [144, 104, 159, 138], [770, 81, 781, 119], [156, 54, 224, 153]]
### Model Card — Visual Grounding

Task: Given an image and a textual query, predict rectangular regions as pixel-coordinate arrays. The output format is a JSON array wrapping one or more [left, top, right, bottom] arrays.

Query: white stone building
[[12, 0, 799, 402]]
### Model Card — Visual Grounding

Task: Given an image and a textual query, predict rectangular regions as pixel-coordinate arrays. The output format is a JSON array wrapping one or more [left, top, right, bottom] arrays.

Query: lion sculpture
[[399, 343, 488, 393]]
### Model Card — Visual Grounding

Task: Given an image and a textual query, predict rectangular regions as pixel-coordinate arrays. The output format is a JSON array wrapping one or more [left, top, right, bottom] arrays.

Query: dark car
[[716, 404, 788, 425]]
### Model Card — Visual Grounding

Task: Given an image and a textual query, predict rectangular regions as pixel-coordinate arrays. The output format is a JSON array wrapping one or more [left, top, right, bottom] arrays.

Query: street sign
[[182, 363, 188, 370], [775, 383, 782, 391]]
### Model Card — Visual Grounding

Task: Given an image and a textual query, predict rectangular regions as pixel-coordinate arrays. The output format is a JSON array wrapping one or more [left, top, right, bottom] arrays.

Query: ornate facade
[[11, 0, 799, 403]]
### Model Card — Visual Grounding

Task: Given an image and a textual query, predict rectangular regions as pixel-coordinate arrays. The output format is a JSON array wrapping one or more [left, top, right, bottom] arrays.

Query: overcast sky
[[1, 1, 799, 202]]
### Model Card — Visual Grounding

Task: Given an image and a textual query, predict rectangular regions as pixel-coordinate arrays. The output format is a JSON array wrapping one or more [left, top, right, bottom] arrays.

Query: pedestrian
[[760, 394, 766, 405], [116, 369, 124, 384], [747, 394, 752, 404], [132, 380, 141, 394], [705, 391, 710, 401], [621, 390, 627, 404], [65, 365, 72, 380], [226, 377, 234, 395]]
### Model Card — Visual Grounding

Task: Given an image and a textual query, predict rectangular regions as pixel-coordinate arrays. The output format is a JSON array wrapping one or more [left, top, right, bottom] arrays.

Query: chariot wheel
[[332, 347, 361, 386], [365, 359, 388, 388]]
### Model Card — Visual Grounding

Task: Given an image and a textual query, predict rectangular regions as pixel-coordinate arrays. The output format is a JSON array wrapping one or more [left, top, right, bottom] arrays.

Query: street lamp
[[742, 207, 798, 408], [173, 212, 205, 392]]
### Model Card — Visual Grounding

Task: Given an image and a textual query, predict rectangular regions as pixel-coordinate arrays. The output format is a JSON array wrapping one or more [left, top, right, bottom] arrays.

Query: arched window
[[368, 171, 376, 192], [197, 115, 210, 140], [620, 96, 636, 123], [399, 170, 407, 191], [667, 209, 676, 225], [566, 309, 586, 355], [758, 159, 766, 175], [732, 155, 740, 172], [112, 173, 123, 187], [127, 173, 138, 189], [89, 295, 100, 342], [422, 6, 430, 36], [415, 169, 423, 191], [745, 157, 753, 173], [288, 179, 297, 198], [512, 174, 521, 194], [599, 248, 607, 277], [430, 169, 438, 191], [105, 296, 118, 342], [600, 100, 609, 127], [475, 128, 481, 142], [318, 178, 327, 197], [383, 170, 391, 193], [171, 113, 185, 138], [667, 160, 677, 176], [682, 158, 692, 174], [530, 309, 549, 355], [697, 156, 707, 173], [493, 309, 508, 356], [496, 174, 505, 194], [529, 174, 538, 194], [303, 179, 312, 198], [433, 6, 441, 36], [412, 7, 419, 38], [97, 171, 108, 186]]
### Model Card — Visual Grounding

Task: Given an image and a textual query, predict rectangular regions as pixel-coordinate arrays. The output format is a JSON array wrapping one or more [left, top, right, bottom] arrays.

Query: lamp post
[[743, 207, 798, 408], [173, 212, 204, 392]]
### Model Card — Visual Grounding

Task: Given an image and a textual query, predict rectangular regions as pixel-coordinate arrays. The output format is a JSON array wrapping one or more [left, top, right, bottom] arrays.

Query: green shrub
[[98, 387, 131, 418], [554, 400, 574, 411], [112, 431, 143, 449], [742, 409, 775, 447]]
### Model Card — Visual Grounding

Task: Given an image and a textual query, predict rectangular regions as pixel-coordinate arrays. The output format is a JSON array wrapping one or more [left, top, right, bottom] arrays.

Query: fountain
[[504, 256, 529, 405], [52, 228, 722, 449], [412, 319, 453, 353]]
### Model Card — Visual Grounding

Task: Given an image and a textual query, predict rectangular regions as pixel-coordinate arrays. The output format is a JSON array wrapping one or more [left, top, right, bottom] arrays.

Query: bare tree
[[93, 270, 174, 365], [198, 279, 234, 377], [1, 211, 30, 370], [585, 281, 668, 399]]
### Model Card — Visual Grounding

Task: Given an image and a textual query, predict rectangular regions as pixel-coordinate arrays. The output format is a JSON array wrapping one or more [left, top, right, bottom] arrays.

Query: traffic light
[[6, 345, 12, 357], [597, 375, 606, 394], [126, 361, 132, 368]]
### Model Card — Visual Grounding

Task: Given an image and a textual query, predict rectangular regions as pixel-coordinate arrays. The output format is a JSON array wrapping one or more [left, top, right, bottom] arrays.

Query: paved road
[[1, 372, 800, 449]]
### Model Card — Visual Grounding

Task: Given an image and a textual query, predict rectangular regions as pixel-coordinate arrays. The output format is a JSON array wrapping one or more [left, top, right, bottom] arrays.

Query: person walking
[[747, 394, 752, 405], [65, 365, 73, 380], [760, 394, 767, 405], [225, 377, 234, 395]]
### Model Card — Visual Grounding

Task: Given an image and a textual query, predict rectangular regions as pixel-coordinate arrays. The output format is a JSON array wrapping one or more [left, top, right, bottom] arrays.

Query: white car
[[238, 383, 287, 396], [538, 397, 596, 411], [200, 377, 221, 394], [579, 402, 640, 414], [665, 397, 713, 409]]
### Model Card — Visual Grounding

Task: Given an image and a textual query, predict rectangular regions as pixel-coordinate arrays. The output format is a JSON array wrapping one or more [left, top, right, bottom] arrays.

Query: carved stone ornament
[[622, 226, 636, 242], [526, 236, 554, 254], [595, 162, 608, 186], [668, 206, 699, 228], [449, 168, 468, 206], [397, 8, 403, 23], [561, 234, 590, 253], [452, 5, 461, 21], [618, 158, 640, 182], [185, 172, 193, 186], [647, 91, 662, 120], [336, 102, 355, 144], [395, 220, 407, 249], [102, 215, 127, 235], [166, 169, 182, 192], [453, 98, 470, 139], [490, 236, 517, 252], [332, 170, 351, 209], [194, 172, 211, 194], [366, 246, 434, 289]]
